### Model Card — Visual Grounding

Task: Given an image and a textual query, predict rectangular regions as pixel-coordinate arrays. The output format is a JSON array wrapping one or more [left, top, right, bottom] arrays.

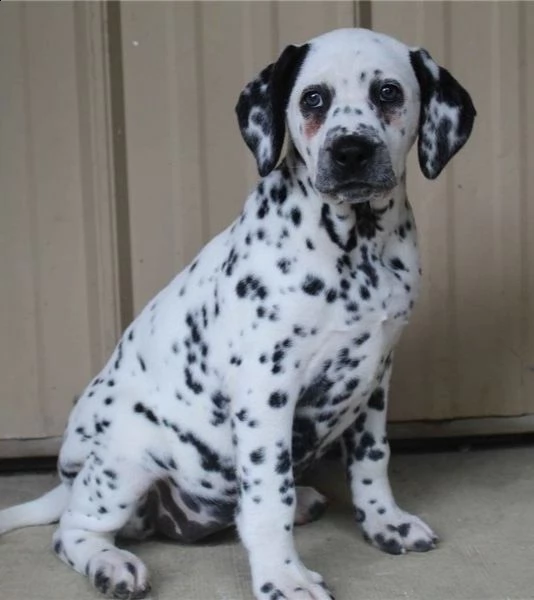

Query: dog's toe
[[88, 550, 151, 599]]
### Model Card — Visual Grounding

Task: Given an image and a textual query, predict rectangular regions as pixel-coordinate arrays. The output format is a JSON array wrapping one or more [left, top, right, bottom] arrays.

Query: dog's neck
[[281, 149, 410, 255]]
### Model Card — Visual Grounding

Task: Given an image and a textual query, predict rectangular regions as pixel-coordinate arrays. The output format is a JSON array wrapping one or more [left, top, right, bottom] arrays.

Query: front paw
[[253, 561, 334, 600], [358, 506, 439, 555]]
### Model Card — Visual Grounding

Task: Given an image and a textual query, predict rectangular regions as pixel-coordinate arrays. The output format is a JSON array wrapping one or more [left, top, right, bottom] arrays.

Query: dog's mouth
[[315, 179, 397, 204]]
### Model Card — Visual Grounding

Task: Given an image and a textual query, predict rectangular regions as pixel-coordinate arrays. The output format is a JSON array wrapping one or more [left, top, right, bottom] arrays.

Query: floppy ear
[[410, 48, 476, 180], [235, 44, 310, 177]]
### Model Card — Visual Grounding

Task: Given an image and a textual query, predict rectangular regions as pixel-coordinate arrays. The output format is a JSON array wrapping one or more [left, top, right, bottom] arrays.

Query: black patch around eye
[[299, 84, 333, 119], [370, 79, 404, 109]]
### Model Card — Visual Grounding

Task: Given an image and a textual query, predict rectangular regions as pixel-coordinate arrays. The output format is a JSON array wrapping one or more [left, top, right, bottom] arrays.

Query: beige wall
[[373, 2, 534, 422], [0, 2, 120, 452], [0, 1, 533, 456]]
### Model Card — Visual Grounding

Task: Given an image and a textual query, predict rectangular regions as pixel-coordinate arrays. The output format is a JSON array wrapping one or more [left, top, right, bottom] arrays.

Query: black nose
[[330, 135, 377, 171]]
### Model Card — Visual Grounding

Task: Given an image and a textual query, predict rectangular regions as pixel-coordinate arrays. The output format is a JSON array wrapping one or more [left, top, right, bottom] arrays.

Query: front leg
[[233, 380, 334, 600], [342, 356, 438, 555]]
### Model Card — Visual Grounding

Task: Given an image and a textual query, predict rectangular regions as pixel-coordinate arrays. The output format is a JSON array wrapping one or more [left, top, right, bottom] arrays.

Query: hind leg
[[294, 486, 328, 526], [53, 454, 156, 599]]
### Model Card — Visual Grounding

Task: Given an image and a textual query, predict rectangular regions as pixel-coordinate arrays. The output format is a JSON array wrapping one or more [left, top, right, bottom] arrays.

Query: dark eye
[[379, 82, 403, 104], [301, 91, 324, 109]]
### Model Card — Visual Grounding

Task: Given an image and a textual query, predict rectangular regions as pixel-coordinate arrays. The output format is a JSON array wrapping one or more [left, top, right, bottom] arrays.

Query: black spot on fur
[[133, 402, 159, 425], [302, 275, 325, 296], [184, 367, 203, 394], [137, 354, 146, 371], [390, 257, 407, 271], [368, 388, 385, 411], [276, 448, 291, 474], [368, 449, 385, 461], [354, 332, 370, 346], [373, 533, 403, 555], [250, 448, 266, 464], [321, 203, 357, 253], [236, 275, 268, 300], [326, 288, 337, 303], [290, 206, 302, 226], [277, 258, 291, 274], [93, 569, 110, 594], [269, 391, 288, 408]]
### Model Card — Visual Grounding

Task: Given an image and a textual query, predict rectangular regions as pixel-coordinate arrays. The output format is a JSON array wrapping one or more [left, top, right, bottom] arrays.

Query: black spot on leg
[[355, 508, 366, 523], [276, 448, 291, 474], [360, 432, 376, 448], [268, 391, 288, 408], [354, 332, 370, 346], [369, 449, 385, 461], [354, 412, 367, 432], [137, 354, 146, 371], [282, 495, 294, 506], [250, 448, 266, 464], [368, 388, 385, 411]]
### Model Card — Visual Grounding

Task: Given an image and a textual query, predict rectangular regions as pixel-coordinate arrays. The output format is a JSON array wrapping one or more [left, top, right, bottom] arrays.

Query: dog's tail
[[0, 484, 70, 535]]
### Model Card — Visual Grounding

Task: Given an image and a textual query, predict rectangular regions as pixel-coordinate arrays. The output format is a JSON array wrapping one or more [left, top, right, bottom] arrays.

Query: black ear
[[410, 48, 476, 180], [235, 44, 310, 177]]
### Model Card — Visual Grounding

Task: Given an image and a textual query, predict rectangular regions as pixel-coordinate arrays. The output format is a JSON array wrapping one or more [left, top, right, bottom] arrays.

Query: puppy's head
[[236, 28, 476, 204]]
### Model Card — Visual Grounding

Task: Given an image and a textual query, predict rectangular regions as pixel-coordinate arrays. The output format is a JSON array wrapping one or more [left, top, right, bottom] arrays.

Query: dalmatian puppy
[[0, 28, 475, 600]]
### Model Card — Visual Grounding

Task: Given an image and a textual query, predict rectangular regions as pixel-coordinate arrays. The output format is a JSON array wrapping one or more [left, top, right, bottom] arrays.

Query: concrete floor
[[0, 446, 533, 600]]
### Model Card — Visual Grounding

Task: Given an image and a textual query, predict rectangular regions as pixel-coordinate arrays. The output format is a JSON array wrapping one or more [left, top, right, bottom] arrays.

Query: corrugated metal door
[[1, 1, 533, 457], [0, 2, 121, 456]]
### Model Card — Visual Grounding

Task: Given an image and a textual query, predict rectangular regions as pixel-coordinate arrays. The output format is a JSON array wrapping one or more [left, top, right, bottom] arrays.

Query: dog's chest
[[292, 235, 420, 466]]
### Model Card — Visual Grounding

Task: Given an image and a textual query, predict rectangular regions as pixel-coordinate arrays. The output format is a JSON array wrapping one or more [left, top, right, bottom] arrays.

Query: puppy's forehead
[[294, 28, 416, 90]]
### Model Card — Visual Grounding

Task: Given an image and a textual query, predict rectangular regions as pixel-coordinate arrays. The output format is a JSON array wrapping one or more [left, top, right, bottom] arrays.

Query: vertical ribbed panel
[[0, 2, 120, 440], [371, 1, 534, 420]]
